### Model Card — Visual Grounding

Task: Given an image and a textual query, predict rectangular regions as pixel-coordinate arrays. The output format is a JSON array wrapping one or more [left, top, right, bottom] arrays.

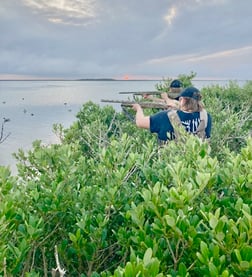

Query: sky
[[0, 0, 252, 80]]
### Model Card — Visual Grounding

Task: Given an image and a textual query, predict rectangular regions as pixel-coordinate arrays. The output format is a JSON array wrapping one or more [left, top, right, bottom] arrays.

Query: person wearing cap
[[132, 86, 212, 143], [143, 79, 183, 109], [166, 79, 183, 99]]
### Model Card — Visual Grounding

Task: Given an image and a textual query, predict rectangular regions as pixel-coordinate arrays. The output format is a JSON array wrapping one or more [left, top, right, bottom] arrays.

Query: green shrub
[[0, 77, 251, 276]]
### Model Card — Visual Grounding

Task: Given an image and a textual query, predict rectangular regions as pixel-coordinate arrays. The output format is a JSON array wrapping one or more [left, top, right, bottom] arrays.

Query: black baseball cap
[[178, 87, 201, 100], [170, 79, 183, 88]]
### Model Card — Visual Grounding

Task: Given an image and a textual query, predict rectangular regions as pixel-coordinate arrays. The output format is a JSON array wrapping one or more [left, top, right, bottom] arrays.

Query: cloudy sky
[[1, 0, 252, 80]]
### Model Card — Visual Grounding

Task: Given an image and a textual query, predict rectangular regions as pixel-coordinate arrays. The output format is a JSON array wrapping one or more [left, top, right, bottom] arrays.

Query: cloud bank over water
[[1, 0, 252, 80]]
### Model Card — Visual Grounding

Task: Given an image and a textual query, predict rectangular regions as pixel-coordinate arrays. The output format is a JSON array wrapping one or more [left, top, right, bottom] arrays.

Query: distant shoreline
[[0, 78, 162, 82], [0, 78, 250, 82]]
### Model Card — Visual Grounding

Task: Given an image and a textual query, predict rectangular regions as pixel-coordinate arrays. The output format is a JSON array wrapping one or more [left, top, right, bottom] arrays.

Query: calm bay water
[[0, 80, 163, 174], [0, 79, 244, 174]]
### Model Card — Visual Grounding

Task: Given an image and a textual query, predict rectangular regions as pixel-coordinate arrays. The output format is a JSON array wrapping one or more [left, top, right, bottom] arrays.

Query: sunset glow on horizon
[[119, 74, 162, 81]]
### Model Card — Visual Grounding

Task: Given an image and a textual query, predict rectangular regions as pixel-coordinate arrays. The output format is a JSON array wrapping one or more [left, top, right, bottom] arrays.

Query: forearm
[[144, 95, 165, 103], [165, 99, 180, 109], [132, 104, 150, 129], [151, 97, 165, 103], [161, 93, 179, 108]]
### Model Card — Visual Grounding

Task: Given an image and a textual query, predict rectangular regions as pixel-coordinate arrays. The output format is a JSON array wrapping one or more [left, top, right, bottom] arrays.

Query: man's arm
[[132, 104, 150, 129], [143, 93, 180, 109], [161, 93, 180, 109], [143, 94, 166, 103]]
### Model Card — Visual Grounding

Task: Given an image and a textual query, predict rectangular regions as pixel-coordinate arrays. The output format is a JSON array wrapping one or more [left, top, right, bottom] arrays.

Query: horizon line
[[0, 73, 251, 82]]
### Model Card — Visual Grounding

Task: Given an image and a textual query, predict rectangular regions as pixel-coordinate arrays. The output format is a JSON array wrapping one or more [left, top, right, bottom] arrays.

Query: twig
[[42, 247, 48, 277], [52, 245, 66, 277], [0, 118, 11, 144], [123, 164, 138, 182], [3, 257, 7, 277], [105, 111, 118, 136]]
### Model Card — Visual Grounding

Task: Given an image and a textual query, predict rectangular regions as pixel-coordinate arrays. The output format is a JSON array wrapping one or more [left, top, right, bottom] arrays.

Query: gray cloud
[[22, 0, 98, 25], [0, 0, 252, 80]]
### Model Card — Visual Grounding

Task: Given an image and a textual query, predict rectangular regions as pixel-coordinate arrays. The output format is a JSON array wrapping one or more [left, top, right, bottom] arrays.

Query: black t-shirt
[[150, 110, 212, 141]]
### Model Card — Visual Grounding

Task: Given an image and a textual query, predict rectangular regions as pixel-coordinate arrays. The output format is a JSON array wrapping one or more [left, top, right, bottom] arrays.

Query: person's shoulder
[[177, 110, 196, 116], [152, 110, 168, 117], [206, 111, 211, 117], [201, 109, 212, 120], [151, 110, 170, 121]]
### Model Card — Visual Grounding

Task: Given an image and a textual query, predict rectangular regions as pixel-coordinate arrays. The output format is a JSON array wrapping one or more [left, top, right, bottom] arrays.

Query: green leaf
[[164, 215, 176, 228], [200, 241, 209, 260], [141, 189, 152, 202], [178, 262, 187, 277], [240, 261, 250, 270], [153, 182, 161, 195], [209, 262, 218, 277], [124, 262, 133, 276], [130, 247, 137, 263], [220, 269, 230, 277], [216, 232, 225, 242], [147, 259, 160, 276], [196, 252, 206, 264], [209, 214, 218, 229], [196, 172, 211, 187], [241, 245, 252, 261], [143, 248, 152, 266], [69, 233, 77, 243], [234, 249, 242, 262]]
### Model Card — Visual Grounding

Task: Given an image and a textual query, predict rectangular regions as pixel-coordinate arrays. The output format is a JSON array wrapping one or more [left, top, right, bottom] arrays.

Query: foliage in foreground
[[0, 78, 251, 276]]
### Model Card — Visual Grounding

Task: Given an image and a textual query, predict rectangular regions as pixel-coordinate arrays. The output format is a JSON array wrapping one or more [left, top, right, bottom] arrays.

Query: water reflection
[[0, 79, 248, 174], [0, 80, 159, 174]]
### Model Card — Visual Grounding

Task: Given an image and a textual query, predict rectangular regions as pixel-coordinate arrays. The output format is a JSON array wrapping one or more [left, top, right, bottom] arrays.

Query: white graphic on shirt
[[181, 118, 200, 133]]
